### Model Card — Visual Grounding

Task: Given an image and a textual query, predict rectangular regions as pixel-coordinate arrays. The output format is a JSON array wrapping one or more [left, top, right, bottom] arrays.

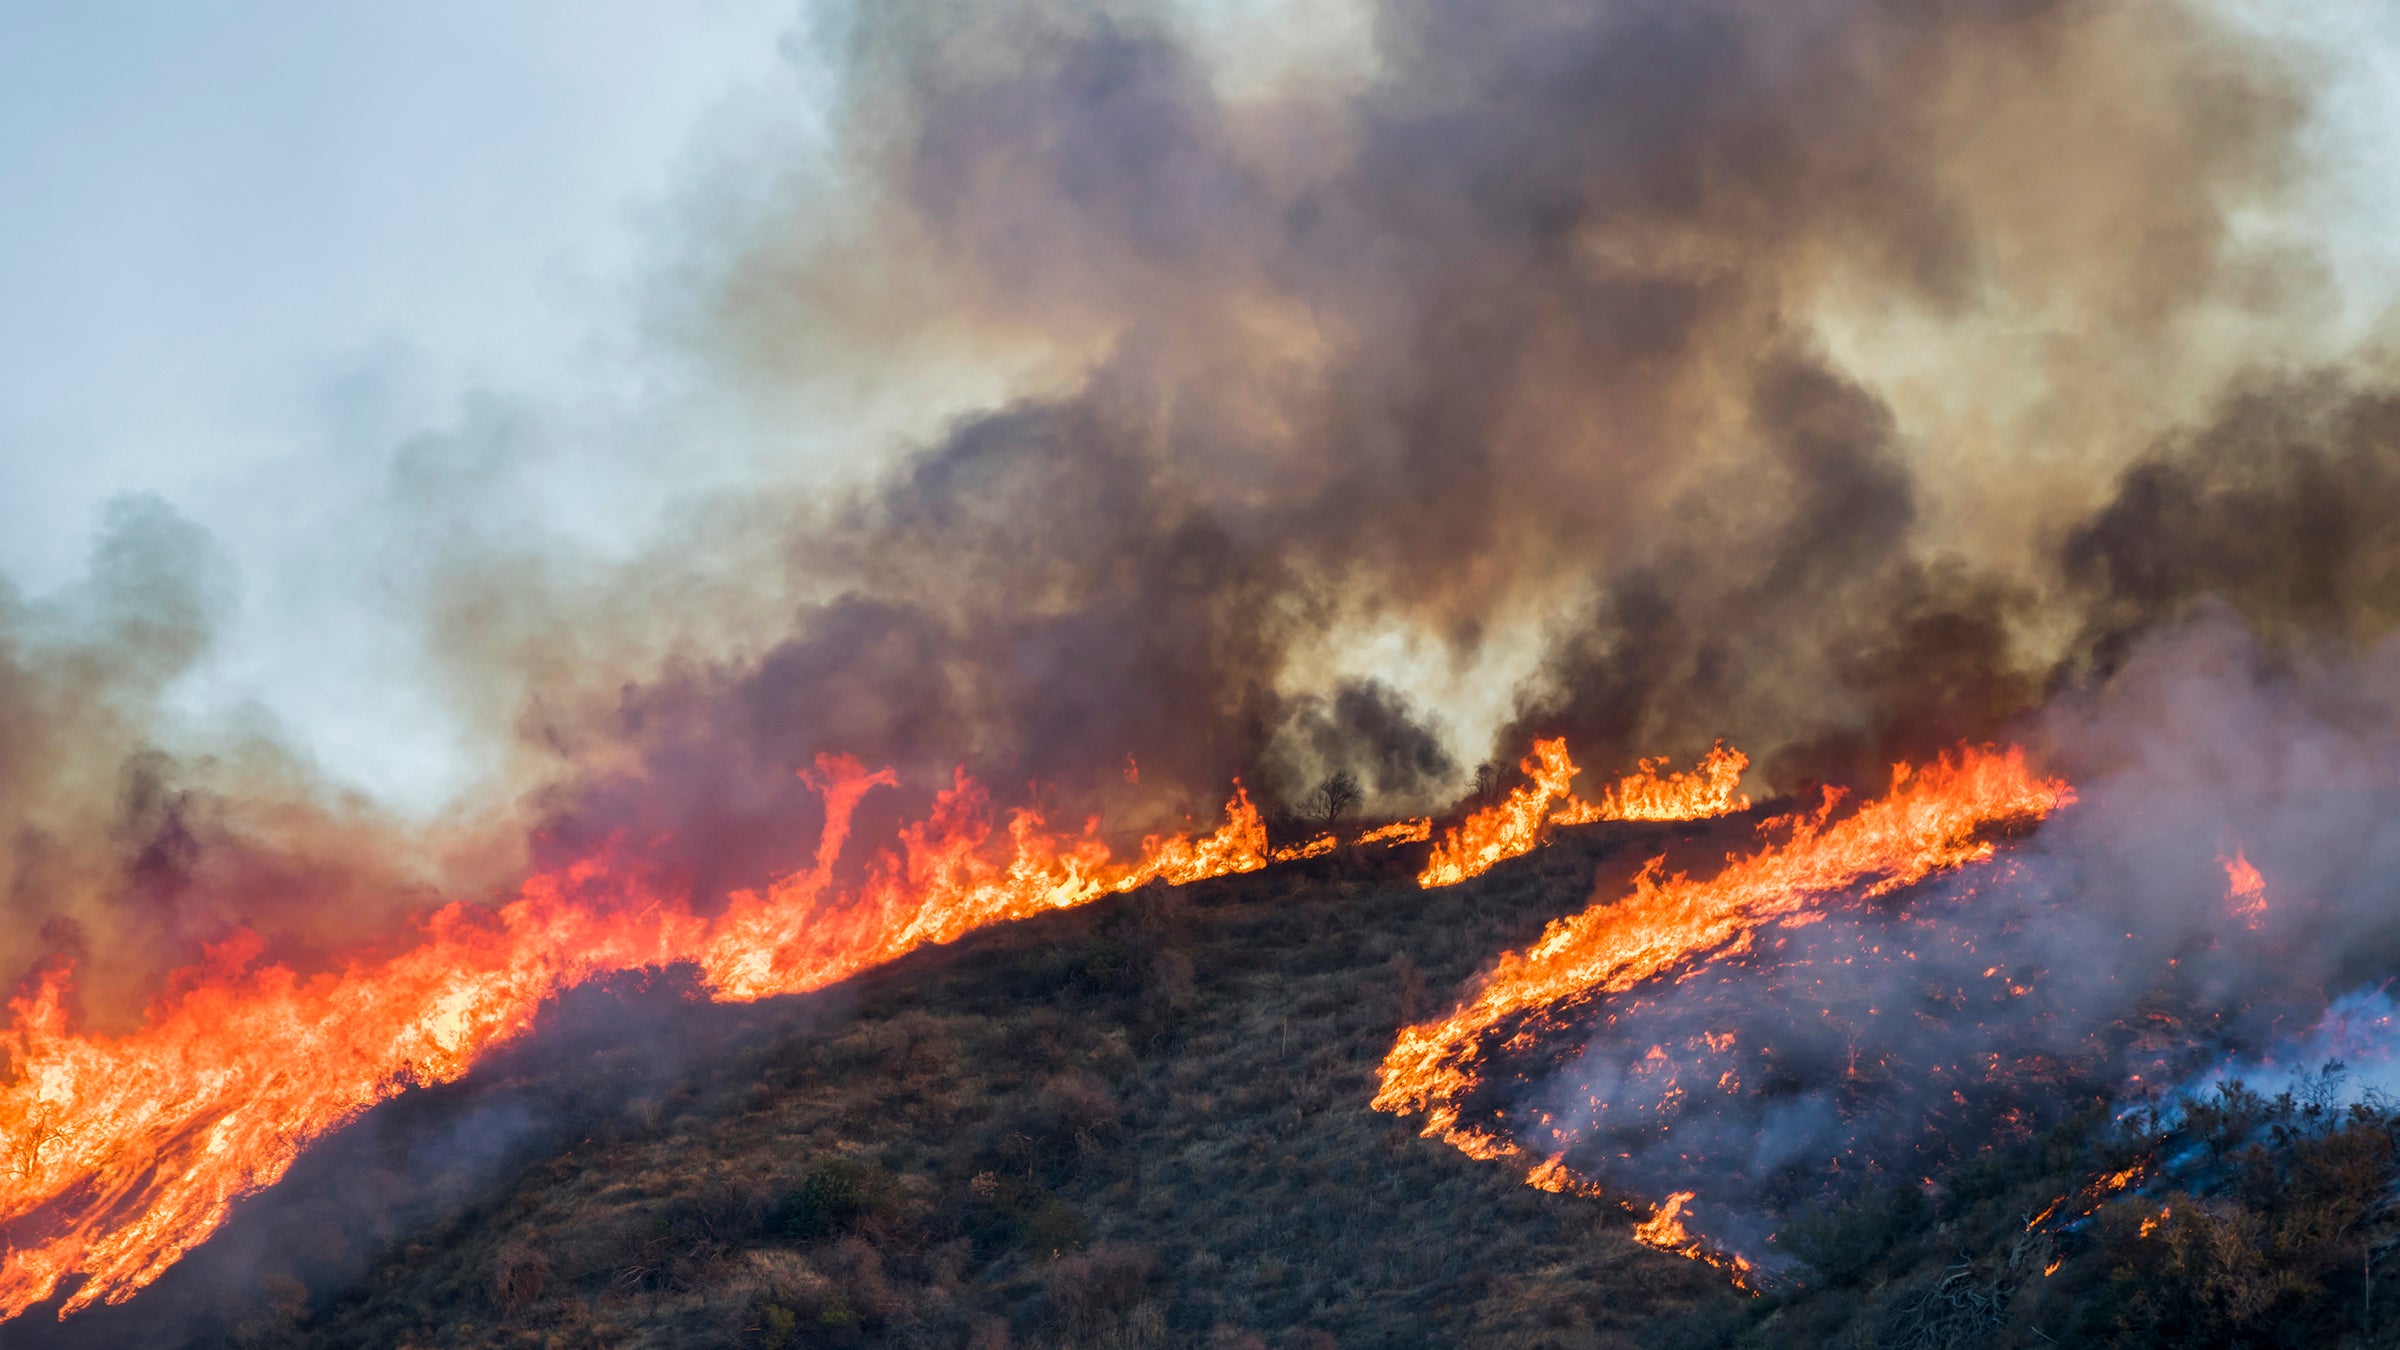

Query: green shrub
[[1781, 1178, 1932, 1286], [1022, 1196, 1088, 1256], [780, 1157, 900, 1241], [755, 1299, 799, 1349]]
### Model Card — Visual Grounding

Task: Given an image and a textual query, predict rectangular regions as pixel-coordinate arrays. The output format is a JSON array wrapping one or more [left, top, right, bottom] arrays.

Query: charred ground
[[32, 815, 2400, 1350]]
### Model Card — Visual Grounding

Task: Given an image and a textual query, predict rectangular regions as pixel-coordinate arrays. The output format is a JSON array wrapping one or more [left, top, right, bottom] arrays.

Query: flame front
[[1550, 741, 1751, 827], [1359, 818, 1433, 846], [1375, 745, 2075, 1261], [0, 757, 1273, 1320], [1631, 1190, 1701, 1254], [1417, 740, 1751, 888], [2222, 848, 2268, 931]]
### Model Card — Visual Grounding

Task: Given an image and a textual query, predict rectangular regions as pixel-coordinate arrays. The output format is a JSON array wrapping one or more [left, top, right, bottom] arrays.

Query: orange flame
[[1358, 818, 1433, 846], [1551, 741, 1751, 826], [2101, 1165, 2144, 1193], [1271, 833, 1338, 863], [1417, 740, 1582, 888], [0, 757, 1272, 1321], [1418, 740, 1750, 889], [1632, 1190, 1701, 1252], [1375, 745, 2074, 1266], [2221, 848, 2267, 931], [1626, 1190, 1755, 1283]]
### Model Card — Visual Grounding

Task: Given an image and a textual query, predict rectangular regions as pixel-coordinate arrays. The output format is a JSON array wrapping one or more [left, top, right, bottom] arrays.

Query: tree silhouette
[[1310, 771, 1362, 831]]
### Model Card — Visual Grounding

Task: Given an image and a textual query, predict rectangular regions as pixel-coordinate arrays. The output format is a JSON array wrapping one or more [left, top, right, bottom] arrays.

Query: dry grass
[[268, 822, 1746, 1349], [42, 806, 2400, 1349]]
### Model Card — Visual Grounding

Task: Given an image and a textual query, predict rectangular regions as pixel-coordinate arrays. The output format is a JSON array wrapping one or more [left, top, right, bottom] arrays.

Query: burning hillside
[[10, 0, 2400, 1344], [0, 763, 1287, 1318], [1379, 745, 2076, 1273], [0, 735, 1750, 1322]]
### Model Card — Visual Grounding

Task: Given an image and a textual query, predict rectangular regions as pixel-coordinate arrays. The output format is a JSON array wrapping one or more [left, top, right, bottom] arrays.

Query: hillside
[[28, 808, 2400, 1350], [20, 818, 1750, 1349]]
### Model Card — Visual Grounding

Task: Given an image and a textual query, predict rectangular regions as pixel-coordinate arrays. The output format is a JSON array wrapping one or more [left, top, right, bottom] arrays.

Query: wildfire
[[2222, 848, 2267, 931], [1551, 742, 1751, 827], [0, 758, 1276, 1321], [1375, 745, 2075, 1267], [1271, 833, 1339, 863], [1632, 1190, 1701, 1253], [1418, 740, 1751, 888], [1359, 818, 1433, 846], [1626, 1189, 1756, 1284]]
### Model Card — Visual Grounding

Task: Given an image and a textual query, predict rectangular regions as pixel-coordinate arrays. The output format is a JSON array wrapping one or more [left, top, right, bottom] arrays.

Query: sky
[[4, 0, 2400, 822], [0, 1, 807, 809]]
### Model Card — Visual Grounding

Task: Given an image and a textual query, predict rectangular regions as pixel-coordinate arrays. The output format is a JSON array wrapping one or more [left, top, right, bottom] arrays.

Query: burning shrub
[[2086, 1194, 2301, 1343], [2059, 1081, 2400, 1347]]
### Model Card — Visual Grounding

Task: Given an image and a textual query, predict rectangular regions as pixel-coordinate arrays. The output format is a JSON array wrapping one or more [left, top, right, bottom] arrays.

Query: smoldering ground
[[1485, 616, 2400, 1268]]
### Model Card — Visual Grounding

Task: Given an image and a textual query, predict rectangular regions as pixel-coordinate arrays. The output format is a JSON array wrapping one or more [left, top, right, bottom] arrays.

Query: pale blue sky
[[0, 1, 809, 806], [0, 1, 802, 581]]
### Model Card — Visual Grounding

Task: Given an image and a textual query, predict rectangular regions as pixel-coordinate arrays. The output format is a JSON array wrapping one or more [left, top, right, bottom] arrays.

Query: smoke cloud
[[520, 0, 2355, 895]]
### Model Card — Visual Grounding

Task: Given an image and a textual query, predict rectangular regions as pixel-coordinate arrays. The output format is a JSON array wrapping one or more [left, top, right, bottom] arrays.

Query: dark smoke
[[524, 0, 2329, 903], [2065, 377, 2400, 675], [0, 497, 471, 1025], [0, 0, 2370, 1125], [1280, 679, 1458, 803]]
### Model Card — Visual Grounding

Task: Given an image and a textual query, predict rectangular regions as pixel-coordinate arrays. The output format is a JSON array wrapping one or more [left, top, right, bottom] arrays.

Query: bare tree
[[1471, 761, 1503, 807], [1310, 771, 1362, 831]]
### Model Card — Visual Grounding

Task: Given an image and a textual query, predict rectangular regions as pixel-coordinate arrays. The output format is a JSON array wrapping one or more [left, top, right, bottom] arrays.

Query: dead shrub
[[825, 1234, 905, 1324], [779, 1155, 902, 1241], [490, 1239, 550, 1309], [884, 1008, 960, 1072], [1389, 953, 1428, 1024], [1038, 1072, 1121, 1145], [1139, 949, 1197, 1032], [1045, 1242, 1159, 1340], [667, 1168, 775, 1243]]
